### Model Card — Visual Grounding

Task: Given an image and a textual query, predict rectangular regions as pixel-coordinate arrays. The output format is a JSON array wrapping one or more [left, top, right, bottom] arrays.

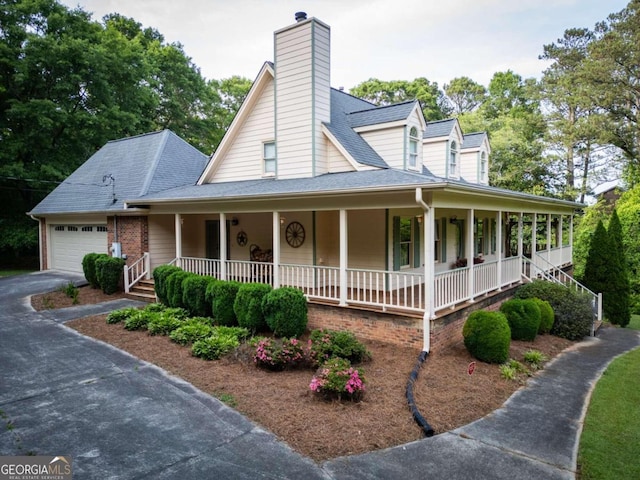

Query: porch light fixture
[[280, 216, 286, 226], [231, 217, 239, 226], [416, 214, 423, 223], [449, 216, 458, 224]]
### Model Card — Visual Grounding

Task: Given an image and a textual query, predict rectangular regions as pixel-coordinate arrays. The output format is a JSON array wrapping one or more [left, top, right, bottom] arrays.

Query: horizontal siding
[[460, 151, 478, 183], [361, 127, 405, 169], [423, 141, 446, 177], [149, 215, 176, 270], [326, 141, 354, 173], [210, 78, 275, 183], [348, 210, 386, 270], [280, 211, 314, 265]]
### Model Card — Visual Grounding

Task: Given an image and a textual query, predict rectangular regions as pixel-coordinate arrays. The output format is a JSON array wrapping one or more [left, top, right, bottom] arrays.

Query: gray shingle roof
[[347, 100, 418, 128], [462, 132, 487, 149], [29, 130, 208, 215], [325, 89, 389, 169], [423, 118, 457, 139]]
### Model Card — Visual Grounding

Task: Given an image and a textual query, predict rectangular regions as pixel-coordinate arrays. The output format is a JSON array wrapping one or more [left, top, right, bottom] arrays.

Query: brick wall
[[107, 216, 149, 266], [306, 285, 519, 353]]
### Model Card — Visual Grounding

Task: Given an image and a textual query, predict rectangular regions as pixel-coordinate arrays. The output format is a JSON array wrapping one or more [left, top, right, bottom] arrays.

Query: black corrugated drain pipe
[[406, 350, 435, 437]]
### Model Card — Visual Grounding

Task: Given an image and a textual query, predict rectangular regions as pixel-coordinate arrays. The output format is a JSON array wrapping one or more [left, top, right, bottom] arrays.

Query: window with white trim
[[67, 226, 78, 232], [434, 220, 440, 262], [54, 226, 64, 231], [480, 151, 487, 181], [408, 127, 418, 170], [82, 226, 93, 232], [97, 226, 108, 232], [263, 142, 276, 175], [399, 217, 413, 268], [449, 140, 458, 177]]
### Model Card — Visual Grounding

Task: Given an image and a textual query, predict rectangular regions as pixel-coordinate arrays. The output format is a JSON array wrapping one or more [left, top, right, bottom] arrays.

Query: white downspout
[[415, 188, 433, 353]]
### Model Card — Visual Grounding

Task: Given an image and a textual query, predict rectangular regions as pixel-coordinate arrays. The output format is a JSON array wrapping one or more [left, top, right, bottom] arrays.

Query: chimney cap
[[295, 11, 307, 22]]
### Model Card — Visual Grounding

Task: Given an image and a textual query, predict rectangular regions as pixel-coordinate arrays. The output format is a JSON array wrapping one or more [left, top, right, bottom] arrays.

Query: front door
[[205, 220, 230, 259]]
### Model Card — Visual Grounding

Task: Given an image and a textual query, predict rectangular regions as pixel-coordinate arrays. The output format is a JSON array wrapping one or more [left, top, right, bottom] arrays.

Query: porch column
[[517, 212, 524, 258], [559, 215, 564, 265], [531, 214, 537, 276], [467, 209, 475, 302], [546, 214, 552, 265], [175, 213, 182, 268], [272, 211, 281, 288], [339, 209, 348, 306], [497, 210, 503, 290], [219, 213, 227, 281], [425, 205, 435, 320]]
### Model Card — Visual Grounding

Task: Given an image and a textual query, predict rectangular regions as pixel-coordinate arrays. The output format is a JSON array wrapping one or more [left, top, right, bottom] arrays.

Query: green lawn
[[629, 314, 640, 331], [0, 269, 35, 278], [578, 336, 640, 479]]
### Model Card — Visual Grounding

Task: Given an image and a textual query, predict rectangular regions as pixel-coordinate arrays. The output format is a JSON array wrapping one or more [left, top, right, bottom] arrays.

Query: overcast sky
[[59, 0, 629, 90]]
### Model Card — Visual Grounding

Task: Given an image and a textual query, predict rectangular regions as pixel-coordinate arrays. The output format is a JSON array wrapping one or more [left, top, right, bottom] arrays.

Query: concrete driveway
[[1, 271, 639, 479]]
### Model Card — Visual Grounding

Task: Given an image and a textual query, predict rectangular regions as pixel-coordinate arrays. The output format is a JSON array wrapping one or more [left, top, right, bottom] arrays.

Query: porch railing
[[346, 268, 424, 312], [227, 260, 273, 284], [280, 264, 339, 301], [124, 252, 150, 293], [434, 267, 468, 310], [180, 257, 221, 277]]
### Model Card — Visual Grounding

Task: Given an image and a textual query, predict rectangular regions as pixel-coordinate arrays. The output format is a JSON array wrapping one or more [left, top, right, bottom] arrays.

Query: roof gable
[[462, 132, 489, 151], [423, 118, 458, 139]]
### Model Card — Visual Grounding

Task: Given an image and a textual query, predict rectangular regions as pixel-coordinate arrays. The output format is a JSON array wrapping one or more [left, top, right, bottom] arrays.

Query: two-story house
[[29, 13, 583, 351]]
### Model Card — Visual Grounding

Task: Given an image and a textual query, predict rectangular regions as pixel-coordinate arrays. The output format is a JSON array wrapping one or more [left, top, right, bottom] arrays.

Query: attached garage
[[49, 224, 108, 273]]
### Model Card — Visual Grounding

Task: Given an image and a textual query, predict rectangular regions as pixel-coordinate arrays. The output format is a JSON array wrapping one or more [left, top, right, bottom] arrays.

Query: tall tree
[[582, 220, 611, 313], [583, 0, 640, 185], [444, 76, 487, 115], [615, 185, 640, 314], [606, 209, 631, 326], [349, 77, 451, 120]]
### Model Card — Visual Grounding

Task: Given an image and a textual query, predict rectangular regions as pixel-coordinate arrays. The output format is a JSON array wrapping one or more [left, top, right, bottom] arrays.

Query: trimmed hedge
[[165, 270, 191, 308], [499, 299, 541, 341], [183, 275, 215, 317], [531, 298, 554, 334], [262, 287, 308, 338], [153, 265, 182, 305], [515, 280, 593, 340], [95, 256, 125, 294], [210, 281, 241, 326], [234, 283, 273, 333], [463, 310, 511, 364], [82, 253, 108, 289]]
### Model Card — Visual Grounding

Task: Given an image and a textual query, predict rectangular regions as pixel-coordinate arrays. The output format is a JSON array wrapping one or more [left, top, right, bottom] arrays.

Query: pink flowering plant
[[253, 337, 307, 371], [309, 357, 366, 402]]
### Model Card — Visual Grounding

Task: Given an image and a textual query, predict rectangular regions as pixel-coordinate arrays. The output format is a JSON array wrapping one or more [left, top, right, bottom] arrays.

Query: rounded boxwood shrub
[[499, 299, 541, 341], [210, 281, 241, 326], [531, 298, 554, 334], [165, 270, 191, 308], [182, 275, 215, 317], [515, 280, 593, 340], [82, 252, 108, 289], [234, 283, 273, 333], [463, 310, 511, 364], [309, 329, 370, 366], [153, 265, 182, 305], [95, 256, 125, 294], [262, 287, 308, 338]]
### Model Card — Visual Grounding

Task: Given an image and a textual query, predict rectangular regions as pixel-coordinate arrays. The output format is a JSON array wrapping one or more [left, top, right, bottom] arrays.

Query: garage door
[[50, 225, 108, 273]]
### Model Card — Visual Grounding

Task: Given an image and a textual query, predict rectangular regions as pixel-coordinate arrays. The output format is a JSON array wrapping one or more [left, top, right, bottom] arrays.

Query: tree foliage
[[443, 76, 487, 115], [606, 209, 631, 326], [615, 186, 640, 314]]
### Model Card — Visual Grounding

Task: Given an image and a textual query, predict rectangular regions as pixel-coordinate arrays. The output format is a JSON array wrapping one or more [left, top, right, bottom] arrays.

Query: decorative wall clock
[[237, 231, 248, 246], [285, 221, 305, 248]]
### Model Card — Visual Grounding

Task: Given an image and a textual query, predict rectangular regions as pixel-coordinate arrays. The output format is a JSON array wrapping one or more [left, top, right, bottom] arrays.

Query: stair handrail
[[124, 252, 150, 293]]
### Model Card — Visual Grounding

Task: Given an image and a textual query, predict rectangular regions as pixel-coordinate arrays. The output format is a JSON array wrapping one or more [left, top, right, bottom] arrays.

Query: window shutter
[[413, 217, 421, 268], [392, 216, 401, 271], [458, 220, 465, 259], [441, 217, 447, 262]]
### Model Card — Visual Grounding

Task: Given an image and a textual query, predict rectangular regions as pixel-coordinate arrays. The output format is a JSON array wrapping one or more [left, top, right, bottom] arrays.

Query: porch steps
[[127, 279, 156, 302]]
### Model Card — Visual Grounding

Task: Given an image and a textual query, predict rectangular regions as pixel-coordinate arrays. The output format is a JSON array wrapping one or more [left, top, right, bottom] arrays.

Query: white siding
[[316, 210, 339, 266], [275, 18, 330, 179], [280, 211, 314, 265], [423, 140, 447, 177], [460, 151, 478, 183], [348, 210, 386, 270], [229, 213, 272, 261], [149, 215, 176, 270], [326, 140, 356, 173], [209, 78, 275, 183], [360, 127, 405, 169]]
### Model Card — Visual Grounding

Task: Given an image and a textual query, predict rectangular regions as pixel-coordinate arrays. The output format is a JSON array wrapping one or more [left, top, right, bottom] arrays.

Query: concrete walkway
[[1, 272, 639, 479]]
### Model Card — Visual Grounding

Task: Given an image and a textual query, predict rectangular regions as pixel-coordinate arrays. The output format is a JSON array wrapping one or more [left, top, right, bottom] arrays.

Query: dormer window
[[480, 151, 487, 181], [449, 140, 458, 177], [408, 127, 419, 170], [263, 141, 276, 175]]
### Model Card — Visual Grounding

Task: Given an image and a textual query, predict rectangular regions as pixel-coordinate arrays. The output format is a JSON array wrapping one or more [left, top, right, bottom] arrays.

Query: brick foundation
[[107, 216, 149, 266], [306, 285, 519, 353]]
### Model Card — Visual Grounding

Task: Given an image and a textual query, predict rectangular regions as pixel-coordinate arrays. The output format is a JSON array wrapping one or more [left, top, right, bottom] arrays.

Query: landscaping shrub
[[308, 329, 370, 366], [213, 325, 250, 341], [262, 287, 308, 338], [515, 280, 593, 340], [182, 275, 215, 317], [147, 313, 184, 336], [192, 334, 239, 360], [234, 283, 272, 333], [152, 265, 182, 305], [169, 319, 213, 345], [82, 253, 108, 289], [124, 310, 160, 331], [531, 298, 554, 334], [95, 256, 125, 294], [106, 307, 140, 324], [144, 303, 167, 313], [254, 337, 307, 370], [309, 357, 366, 402], [210, 281, 241, 326], [205, 278, 220, 309], [462, 310, 511, 364], [499, 299, 541, 341], [165, 270, 191, 308], [523, 349, 548, 370]]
